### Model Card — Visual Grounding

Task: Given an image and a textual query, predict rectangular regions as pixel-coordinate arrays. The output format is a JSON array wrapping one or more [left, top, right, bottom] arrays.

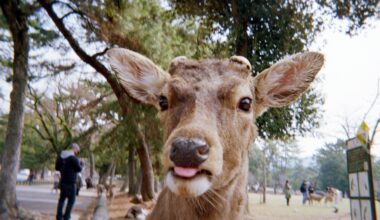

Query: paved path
[[16, 184, 97, 219]]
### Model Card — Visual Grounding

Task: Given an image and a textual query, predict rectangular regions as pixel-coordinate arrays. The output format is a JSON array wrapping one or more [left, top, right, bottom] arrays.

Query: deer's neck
[[148, 159, 248, 220]]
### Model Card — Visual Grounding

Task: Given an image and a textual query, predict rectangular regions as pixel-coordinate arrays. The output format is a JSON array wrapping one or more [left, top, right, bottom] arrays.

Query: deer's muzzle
[[169, 137, 209, 170]]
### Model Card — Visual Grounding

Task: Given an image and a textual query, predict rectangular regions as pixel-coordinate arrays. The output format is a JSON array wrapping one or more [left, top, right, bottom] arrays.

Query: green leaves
[[28, 18, 59, 47], [314, 140, 348, 191]]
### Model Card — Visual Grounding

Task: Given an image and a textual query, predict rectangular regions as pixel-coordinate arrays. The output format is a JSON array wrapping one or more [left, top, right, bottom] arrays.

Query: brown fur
[[324, 187, 338, 204], [107, 48, 324, 220], [308, 193, 324, 205], [97, 184, 105, 197], [106, 184, 116, 200], [97, 183, 116, 200]]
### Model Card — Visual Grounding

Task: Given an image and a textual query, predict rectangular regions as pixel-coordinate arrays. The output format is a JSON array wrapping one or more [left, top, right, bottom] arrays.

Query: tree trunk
[[120, 163, 129, 192], [40, 168, 45, 180], [89, 152, 95, 179], [109, 163, 116, 186], [263, 167, 267, 204], [88, 134, 95, 179], [231, 0, 248, 56], [0, 1, 29, 219], [137, 171, 142, 196], [99, 162, 113, 185], [154, 179, 160, 193], [128, 144, 137, 196], [274, 181, 277, 195], [136, 129, 155, 201]]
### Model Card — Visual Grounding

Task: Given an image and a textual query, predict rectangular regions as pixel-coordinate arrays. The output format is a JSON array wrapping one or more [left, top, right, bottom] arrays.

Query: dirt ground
[[108, 193, 155, 220], [37, 198, 98, 220]]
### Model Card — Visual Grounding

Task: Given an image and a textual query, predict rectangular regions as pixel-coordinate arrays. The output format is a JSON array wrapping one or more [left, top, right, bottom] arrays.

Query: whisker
[[204, 194, 217, 209], [204, 192, 219, 208], [196, 197, 206, 214], [209, 189, 226, 202]]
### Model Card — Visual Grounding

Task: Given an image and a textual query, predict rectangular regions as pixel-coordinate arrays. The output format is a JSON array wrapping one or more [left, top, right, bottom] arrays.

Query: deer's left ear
[[254, 52, 324, 116]]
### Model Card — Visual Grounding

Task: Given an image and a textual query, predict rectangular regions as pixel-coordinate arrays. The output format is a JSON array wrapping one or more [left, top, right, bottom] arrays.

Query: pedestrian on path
[[55, 143, 82, 220], [283, 180, 292, 206], [27, 171, 34, 185], [300, 180, 308, 205]]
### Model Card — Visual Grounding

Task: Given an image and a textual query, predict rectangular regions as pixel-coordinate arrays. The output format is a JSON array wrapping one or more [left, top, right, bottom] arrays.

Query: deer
[[107, 48, 324, 220]]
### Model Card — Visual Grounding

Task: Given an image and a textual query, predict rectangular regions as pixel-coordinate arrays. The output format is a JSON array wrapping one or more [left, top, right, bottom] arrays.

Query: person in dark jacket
[[55, 143, 82, 220], [300, 180, 308, 205]]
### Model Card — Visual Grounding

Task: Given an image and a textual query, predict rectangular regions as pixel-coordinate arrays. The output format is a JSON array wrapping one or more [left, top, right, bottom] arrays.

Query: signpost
[[346, 137, 377, 220]]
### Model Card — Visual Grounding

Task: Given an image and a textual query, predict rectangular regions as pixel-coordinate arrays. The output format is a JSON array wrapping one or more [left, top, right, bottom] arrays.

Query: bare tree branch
[[70, 91, 113, 112], [38, 0, 130, 114], [369, 118, 380, 149], [32, 126, 49, 141], [60, 11, 77, 21], [91, 47, 109, 59]]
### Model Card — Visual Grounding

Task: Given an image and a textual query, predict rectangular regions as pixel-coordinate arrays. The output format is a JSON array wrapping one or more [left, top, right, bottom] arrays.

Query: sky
[[1, 17, 380, 158], [298, 19, 380, 157]]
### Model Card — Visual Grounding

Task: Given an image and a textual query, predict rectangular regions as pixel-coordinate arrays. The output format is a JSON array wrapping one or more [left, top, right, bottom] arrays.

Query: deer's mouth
[[166, 166, 213, 197], [170, 166, 212, 179]]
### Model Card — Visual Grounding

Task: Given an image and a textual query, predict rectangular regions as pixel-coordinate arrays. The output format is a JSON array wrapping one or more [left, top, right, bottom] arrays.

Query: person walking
[[27, 171, 34, 185], [55, 143, 82, 220], [283, 180, 292, 206], [300, 180, 308, 205]]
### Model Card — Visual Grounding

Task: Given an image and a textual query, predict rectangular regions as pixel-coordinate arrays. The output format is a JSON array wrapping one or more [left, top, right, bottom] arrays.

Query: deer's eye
[[159, 95, 168, 111], [238, 97, 252, 112]]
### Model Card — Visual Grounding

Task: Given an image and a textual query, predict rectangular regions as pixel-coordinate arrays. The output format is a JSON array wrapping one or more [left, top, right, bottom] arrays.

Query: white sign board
[[349, 173, 359, 197], [360, 200, 372, 220], [351, 200, 361, 220], [358, 172, 370, 197]]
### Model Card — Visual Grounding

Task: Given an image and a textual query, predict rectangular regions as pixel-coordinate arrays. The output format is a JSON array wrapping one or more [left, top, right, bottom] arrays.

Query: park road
[[16, 184, 97, 219]]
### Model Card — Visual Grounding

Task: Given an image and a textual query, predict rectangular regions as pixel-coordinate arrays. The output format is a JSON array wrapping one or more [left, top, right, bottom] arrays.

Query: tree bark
[[99, 162, 113, 185], [128, 144, 138, 196], [263, 165, 267, 204], [89, 152, 95, 179], [274, 180, 277, 194], [136, 129, 155, 201], [87, 134, 95, 179], [40, 168, 45, 180], [231, 0, 248, 56], [0, 1, 29, 219], [120, 163, 129, 192], [109, 163, 116, 186]]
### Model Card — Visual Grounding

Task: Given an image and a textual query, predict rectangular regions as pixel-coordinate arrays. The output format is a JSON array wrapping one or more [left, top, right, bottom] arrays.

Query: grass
[[248, 193, 352, 220], [107, 191, 380, 220]]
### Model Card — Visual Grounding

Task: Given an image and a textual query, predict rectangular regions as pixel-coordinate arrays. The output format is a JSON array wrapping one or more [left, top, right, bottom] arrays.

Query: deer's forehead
[[168, 59, 251, 80], [165, 75, 252, 98]]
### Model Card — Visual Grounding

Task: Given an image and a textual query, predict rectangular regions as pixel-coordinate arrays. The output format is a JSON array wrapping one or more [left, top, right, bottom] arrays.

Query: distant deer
[[107, 48, 324, 220]]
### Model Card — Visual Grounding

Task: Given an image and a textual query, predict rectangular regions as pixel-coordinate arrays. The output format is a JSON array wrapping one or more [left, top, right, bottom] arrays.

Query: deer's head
[[108, 49, 324, 198]]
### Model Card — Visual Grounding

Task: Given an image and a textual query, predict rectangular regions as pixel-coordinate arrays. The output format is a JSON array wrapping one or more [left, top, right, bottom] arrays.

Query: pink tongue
[[174, 167, 198, 178]]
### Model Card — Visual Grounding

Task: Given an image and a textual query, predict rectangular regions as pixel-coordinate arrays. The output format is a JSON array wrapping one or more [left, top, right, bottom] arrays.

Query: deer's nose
[[169, 137, 209, 167]]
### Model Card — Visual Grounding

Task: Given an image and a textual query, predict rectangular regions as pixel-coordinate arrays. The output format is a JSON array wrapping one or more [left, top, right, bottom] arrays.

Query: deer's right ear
[[107, 48, 170, 106]]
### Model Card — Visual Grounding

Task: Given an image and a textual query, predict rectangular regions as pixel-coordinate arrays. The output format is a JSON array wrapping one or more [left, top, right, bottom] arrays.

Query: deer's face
[[159, 58, 257, 197], [107, 49, 324, 197]]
